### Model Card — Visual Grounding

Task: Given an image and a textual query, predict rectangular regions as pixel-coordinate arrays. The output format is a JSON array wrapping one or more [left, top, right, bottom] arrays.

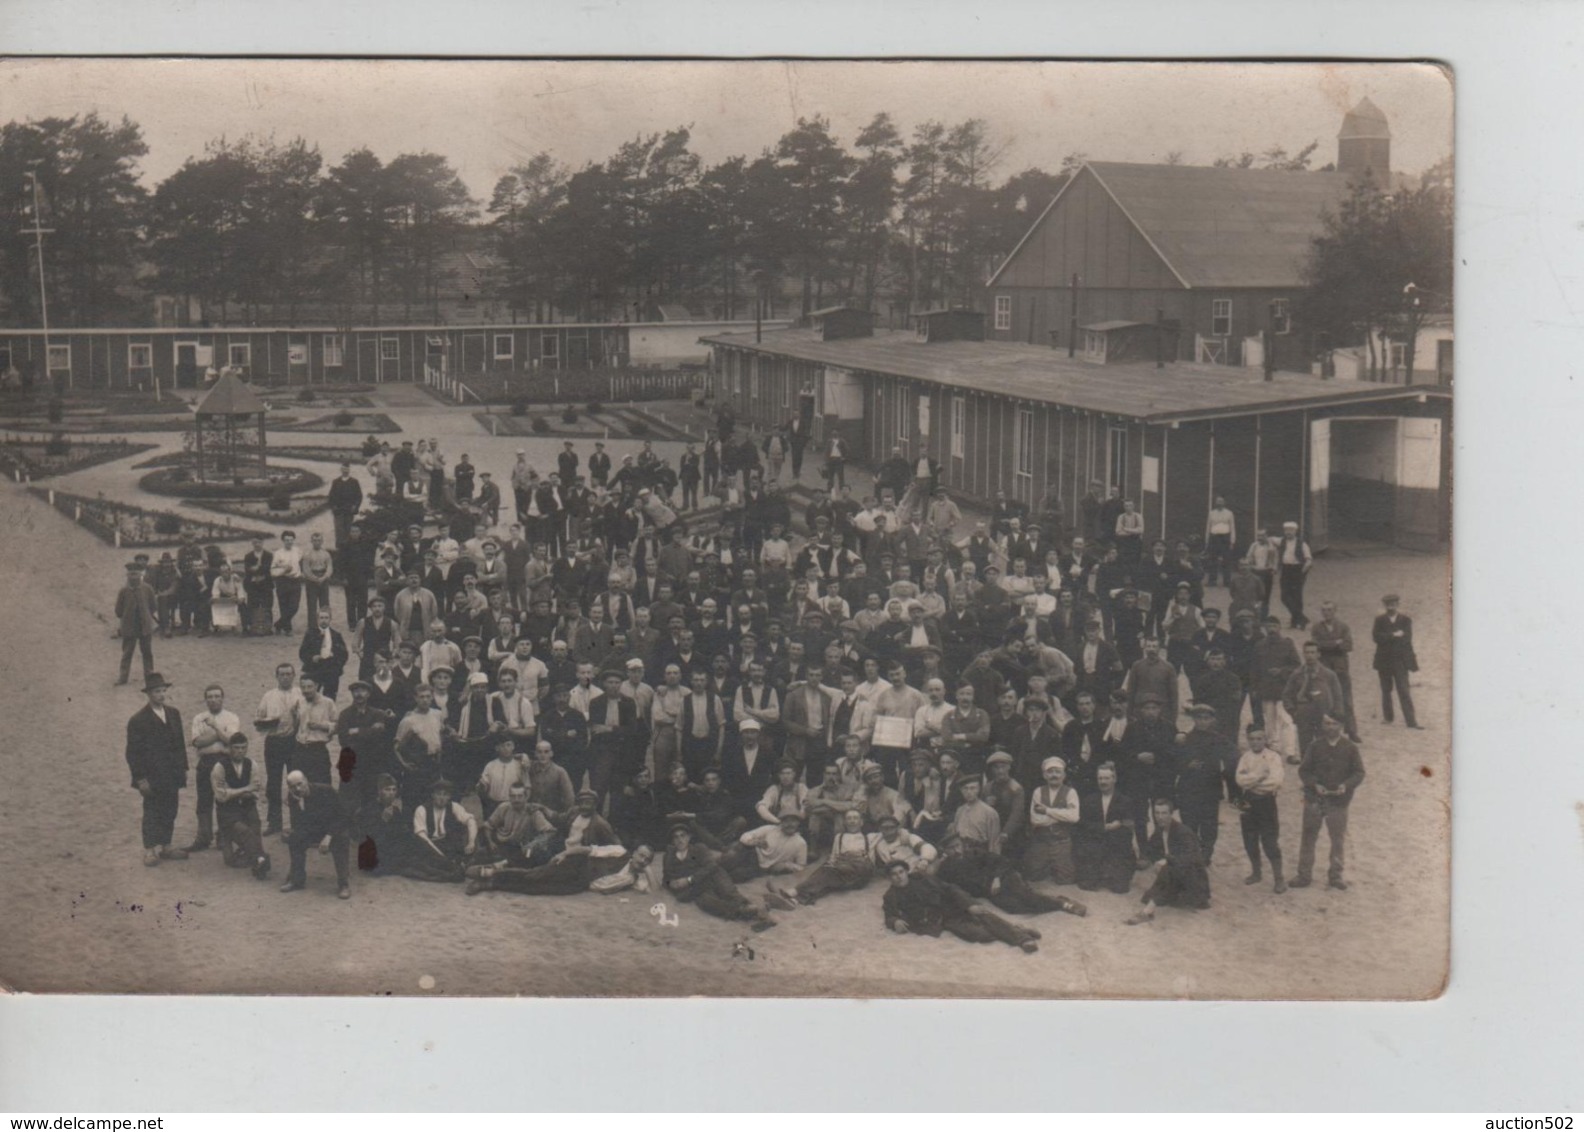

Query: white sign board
[[1141, 454, 1161, 494]]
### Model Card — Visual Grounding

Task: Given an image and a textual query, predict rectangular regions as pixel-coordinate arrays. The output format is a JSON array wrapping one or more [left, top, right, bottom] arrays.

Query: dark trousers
[[1076, 832, 1136, 894], [275, 578, 302, 632], [1320, 655, 1359, 738], [118, 634, 154, 683], [679, 735, 718, 783], [246, 586, 274, 634], [345, 581, 368, 629], [1205, 534, 1234, 586], [156, 595, 176, 635], [795, 857, 873, 903], [1240, 793, 1282, 873], [718, 844, 766, 884], [1278, 565, 1307, 628], [942, 908, 1039, 948], [825, 459, 845, 491], [488, 855, 593, 895], [1253, 570, 1274, 619], [218, 803, 266, 867], [680, 865, 760, 921], [992, 869, 1076, 913], [1296, 797, 1349, 883], [263, 735, 294, 830], [1180, 803, 1220, 863], [190, 752, 225, 842], [293, 741, 334, 785], [1379, 667, 1418, 726], [790, 441, 807, 478], [332, 511, 355, 549], [305, 581, 332, 625], [287, 825, 350, 887], [681, 481, 699, 511], [140, 787, 180, 849]]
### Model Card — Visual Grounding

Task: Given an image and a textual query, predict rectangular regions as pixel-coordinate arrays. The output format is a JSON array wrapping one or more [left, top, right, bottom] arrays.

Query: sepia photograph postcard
[[0, 57, 1452, 1001]]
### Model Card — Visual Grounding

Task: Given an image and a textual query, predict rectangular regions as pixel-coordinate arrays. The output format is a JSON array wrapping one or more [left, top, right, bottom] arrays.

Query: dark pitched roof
[[700, 327, 1448, 424], [1082, 161, 1352, 289], [1339, 96, 1391, 139], [195, 372, 266, 416]]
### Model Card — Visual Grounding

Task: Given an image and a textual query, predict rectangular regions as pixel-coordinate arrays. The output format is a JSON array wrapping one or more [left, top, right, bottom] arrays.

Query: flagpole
[[21, 166, 57, 390]]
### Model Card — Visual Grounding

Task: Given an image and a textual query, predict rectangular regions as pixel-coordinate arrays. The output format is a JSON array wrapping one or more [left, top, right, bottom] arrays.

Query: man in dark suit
[[279, 770, 352, 899], [1009, 699, 1063, 793], [1070, 620, 1124, 707], [125, 673, 189, 867], [1372, 594, 1421, 729], [1126, 798, 1211, 923], [299, 606, 350, 700], [585, 670, 640, 806], [720, 717, 778, 821]]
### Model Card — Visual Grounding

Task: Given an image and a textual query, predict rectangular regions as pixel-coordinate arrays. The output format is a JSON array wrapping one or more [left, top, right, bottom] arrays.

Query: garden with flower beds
[[28, 487, 271, 547], [181, 493, 331, 524], [0, 435, 158, 480]]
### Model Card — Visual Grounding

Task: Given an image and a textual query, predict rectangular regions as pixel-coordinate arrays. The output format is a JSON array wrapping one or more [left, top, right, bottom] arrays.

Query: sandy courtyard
[[0, 402, 1450, 1000]]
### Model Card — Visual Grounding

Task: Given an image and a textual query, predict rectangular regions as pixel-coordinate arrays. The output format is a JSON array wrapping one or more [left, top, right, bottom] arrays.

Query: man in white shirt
[[497, 637, 549, 707], [254, 662, 304, 835], [719, 811, 809, 883], [489, 667, 537, 749], [269, 530, 304, 635], [872, 661, 927, 783], [419, 620, 462, 683], [1276, 521, 1314, 630], [1204, 495, 1238, 588], [409, 778, 478, 882], [1234, 725, 1287, 893], [185, 683, 242, 852]]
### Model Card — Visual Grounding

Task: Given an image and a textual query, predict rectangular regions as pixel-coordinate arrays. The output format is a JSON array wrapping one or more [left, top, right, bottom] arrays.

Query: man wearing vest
[[352, 596, 402, 683], [1276, 520, 1313, 630], [212, 733, 271, 878], [679, 668, 725, 781]]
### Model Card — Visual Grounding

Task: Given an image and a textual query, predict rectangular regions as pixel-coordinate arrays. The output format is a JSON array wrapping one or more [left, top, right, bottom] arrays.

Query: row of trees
[[0, 110, 1449, 360]]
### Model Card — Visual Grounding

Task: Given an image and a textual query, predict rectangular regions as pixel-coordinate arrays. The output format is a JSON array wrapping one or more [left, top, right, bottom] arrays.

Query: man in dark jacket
[[115, 562, 159, 686], [586, 670, 640, 806], [299, 606, 350, 700], [327, 462, 364, 549], [1292, 713, 1366, 891], [934, 835, 1087, 918], [1371, 593, 1421, 730], [881, 859, 1042, 952], [279, 770, 352, 899], [1126, 798, 1211, 924], [125, 673, 189, 867]]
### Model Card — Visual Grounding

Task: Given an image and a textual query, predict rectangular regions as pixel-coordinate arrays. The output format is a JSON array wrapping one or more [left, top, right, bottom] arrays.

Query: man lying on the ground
[[464, 830, 633, 897], [880, 859, 1042, 953], [933, 832, 1086, 918], [660, 823, 778, 931], [1126, 798, 1212, 925], [718, 811, 808, 884], [765, 809, 875, 910]]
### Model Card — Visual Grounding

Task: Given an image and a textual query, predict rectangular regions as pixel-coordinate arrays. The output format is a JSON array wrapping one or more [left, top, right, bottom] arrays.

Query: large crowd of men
[[119, 417, 1421, 945]]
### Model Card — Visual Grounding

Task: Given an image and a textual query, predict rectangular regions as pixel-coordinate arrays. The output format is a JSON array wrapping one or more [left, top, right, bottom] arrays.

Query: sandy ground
[[0, 387, 1451, 999]]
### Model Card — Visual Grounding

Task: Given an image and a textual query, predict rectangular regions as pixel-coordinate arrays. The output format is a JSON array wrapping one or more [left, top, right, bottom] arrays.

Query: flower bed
[[271, 412, 402, 434], [472, 410, 624, 439], [0, 436, 157, 479], [28, 487, 270, 547], [182, 494, 332, 524], [139, 463, 324, 499]]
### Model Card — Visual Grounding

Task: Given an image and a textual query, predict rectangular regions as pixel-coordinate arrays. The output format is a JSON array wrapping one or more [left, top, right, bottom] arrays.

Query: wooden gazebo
[[192, 372, 268, 482]]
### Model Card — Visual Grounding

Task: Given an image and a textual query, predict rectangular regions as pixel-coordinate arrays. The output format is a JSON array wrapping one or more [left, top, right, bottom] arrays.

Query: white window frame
[[323, 334, 345, 367], [380, 338, 400, 361], [951, 396, 966, 459], [540, 334, 559, 363], [783, 363, 791, 409], [1108, 425, 1129, 494], [1389, 341, 1407, 371], [1211, 299, 1233, 337], [1271, 298, 1292, 335], [994, 294, 1012, 331], [1013, 411, 1039, 490], [228, 342, 251, 367], [493, 333, 514, 361], [897, 386, 913, 446], [46, 343, 70, 375], [128, 342, 153, 371]]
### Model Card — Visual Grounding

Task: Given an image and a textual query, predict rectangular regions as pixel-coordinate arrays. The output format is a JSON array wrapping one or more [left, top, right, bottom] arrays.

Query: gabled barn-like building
[[985, 98, 1405, 375]]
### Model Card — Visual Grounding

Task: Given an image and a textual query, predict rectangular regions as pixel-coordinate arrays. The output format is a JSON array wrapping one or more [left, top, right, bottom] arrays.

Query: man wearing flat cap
[[115, 562, 159, 686], [125, 673, 188, 867], [212, 733, 271, 879]]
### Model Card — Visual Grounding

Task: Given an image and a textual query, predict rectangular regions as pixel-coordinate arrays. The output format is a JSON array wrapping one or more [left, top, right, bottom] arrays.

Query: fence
[[428, 366, 706, 407]]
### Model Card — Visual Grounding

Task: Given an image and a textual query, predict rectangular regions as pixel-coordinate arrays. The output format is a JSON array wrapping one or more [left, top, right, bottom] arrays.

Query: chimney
[[1338, 97, 1391, 188]]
